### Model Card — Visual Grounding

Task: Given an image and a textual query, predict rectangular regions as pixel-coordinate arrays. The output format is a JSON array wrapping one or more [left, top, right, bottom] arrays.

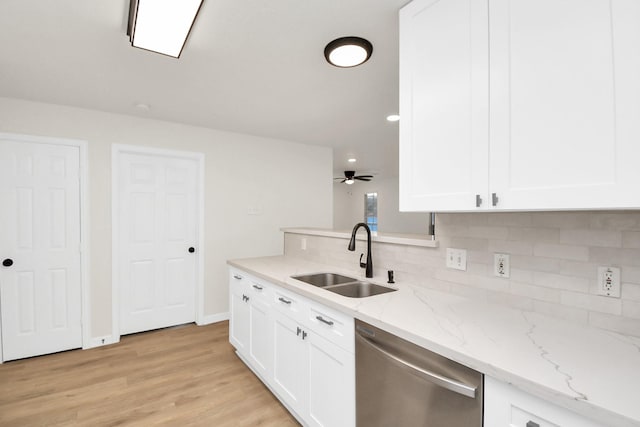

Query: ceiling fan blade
[[355, 177, 372, 181], [355, 175, 373, 179], [334, 177, 345, 180]]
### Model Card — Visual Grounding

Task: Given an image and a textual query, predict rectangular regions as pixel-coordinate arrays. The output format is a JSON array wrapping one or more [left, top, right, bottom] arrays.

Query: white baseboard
[[84, 335, 120, 349], [197, 312, 229, 325]]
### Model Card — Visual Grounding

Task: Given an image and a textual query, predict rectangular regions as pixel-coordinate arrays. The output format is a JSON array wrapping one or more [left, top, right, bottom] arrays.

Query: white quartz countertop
[[228, 255, 640, 427]]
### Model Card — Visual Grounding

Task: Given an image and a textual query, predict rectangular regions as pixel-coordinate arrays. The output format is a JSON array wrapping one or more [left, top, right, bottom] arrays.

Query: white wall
[[333, 175, 430, 233], [0, 97, 333, 339]]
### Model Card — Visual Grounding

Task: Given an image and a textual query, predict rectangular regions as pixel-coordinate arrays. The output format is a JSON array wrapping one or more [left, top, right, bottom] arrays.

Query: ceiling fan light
[[324, 37, 373, 68], [128, 0, 203, 58], [345, 179, 355, 185]]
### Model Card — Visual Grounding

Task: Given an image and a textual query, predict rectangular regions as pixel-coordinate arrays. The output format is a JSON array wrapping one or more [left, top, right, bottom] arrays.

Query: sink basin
[[326, 281, 397, 298], [291, 273, 357, 288]]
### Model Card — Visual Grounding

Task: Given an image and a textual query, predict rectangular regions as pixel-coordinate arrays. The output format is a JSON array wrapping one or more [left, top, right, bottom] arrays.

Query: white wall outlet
[[493, 253, 510, 278], [446, 248, 467, 271], [597, 266, 621, 297], [301, 237, 307, 251]]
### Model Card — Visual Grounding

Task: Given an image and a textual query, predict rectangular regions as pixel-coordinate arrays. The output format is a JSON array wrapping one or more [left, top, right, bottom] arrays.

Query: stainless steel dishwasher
[[355, 320, 483, 427]]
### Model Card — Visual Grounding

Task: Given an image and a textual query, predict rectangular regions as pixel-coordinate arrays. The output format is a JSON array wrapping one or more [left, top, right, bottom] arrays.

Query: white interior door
[[0, 138, 82, 361], [117, 151, 198, 335]]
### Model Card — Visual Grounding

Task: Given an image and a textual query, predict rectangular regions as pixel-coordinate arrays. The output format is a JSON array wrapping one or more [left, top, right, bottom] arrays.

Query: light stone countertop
[[228, 255, 640, 427]]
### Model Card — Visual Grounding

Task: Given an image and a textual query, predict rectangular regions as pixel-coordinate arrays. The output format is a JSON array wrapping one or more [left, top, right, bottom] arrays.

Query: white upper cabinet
[[400, 0, 640, 211]]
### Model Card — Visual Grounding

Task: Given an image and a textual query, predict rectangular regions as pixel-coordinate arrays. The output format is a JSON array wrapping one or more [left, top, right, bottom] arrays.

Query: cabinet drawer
[[484, 376, 605, 427], [229, 269, 247, 296], [308, 303, 354, 353], [246, 277, 272, 304], [273, 286, 308, 323]]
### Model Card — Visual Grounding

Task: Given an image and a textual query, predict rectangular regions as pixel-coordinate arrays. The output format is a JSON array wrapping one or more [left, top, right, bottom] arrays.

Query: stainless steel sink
[[291, 273, 357, 288], [326, 282, 397, 298], [291, 273, 397, 298]]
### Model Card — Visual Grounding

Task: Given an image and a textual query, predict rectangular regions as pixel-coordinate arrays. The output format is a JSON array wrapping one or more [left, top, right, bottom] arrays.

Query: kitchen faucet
[[348, 222, 373, 278]]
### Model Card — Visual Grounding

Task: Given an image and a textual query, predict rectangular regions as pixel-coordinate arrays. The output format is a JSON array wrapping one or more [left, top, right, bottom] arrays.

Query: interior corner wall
[[0, 97, 333, 338], [333, 175, 430, 233]]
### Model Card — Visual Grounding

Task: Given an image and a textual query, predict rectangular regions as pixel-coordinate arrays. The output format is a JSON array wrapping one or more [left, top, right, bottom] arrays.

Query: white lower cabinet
[[229, 267, 355, 427], [484, 376, 605, 427]]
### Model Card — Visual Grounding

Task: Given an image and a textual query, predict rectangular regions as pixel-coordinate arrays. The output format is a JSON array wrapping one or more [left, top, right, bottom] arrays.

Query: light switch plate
[[446, 248, 467, 271]]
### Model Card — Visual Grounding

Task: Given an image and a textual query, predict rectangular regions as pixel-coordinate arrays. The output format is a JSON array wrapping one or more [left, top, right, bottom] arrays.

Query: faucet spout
[[348, 222, 373, 278]]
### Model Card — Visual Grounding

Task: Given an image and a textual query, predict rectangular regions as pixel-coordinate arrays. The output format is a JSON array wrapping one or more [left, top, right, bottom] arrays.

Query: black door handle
[[188, 247, 195, 253], [2, 259, 13, 267]]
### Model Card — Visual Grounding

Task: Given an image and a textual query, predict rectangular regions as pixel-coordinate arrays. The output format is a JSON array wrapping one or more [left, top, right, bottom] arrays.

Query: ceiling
[[0, 0, 409, 178]]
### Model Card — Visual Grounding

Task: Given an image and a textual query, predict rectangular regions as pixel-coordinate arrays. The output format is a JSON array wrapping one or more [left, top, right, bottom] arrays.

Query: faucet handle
[[359, 253, 367, 269]]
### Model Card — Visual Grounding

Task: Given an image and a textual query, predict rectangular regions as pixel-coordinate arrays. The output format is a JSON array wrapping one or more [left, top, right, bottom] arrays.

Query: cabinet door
[[229, 288, 250, 355], [249, 297, 272, 380], [489, 0, 640, 209], [399, 0, 489, 212], [307, 332, 355, 427], [272, 310, 308, 416]]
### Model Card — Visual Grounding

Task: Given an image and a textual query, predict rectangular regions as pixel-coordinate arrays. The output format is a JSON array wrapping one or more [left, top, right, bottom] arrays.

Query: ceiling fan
[[334, 170, 373, 185]]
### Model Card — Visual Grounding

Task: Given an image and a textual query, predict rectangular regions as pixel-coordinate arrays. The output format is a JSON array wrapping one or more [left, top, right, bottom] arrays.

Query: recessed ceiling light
[[386, 114, 400, 122], [324, 37, 373, 68], [127, 0, 204, 58], [348, 158, 357, 163]]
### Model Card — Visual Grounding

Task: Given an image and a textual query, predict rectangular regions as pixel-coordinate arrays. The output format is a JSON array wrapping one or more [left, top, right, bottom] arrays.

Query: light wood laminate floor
[[0, 321, 299, 426]]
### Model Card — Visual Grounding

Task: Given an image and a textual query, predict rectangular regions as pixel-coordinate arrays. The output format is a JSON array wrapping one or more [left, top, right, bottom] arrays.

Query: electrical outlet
[[494, 253, 510, 278], [597, 266, 621, 297], [446, 248, 467, 271]]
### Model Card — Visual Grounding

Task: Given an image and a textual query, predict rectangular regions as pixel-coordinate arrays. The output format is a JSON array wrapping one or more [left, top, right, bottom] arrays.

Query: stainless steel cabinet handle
[[316, 316, 334, 326], [492, 192, 499, 206], [475, 194, 482, 207], [356, 333, 477, 398], [278, 297, 292, 305], [302, 330, 307, 340], [296, 327, 301, 336], [233, 274, 242, 280], [252, 284, 263, 290], [526, 422, 540, 427]]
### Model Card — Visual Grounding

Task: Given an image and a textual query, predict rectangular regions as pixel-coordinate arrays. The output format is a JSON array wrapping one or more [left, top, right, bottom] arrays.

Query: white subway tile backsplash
[[560, 229, 622, 248], [509, 281, 561, 303], [286, 211, 640, 337], [487, 212, 533, 227], [622, 231, 640, 249], [533, 243, 589, 262], [532, 212, 591, 229], [488, 239, 533, 256], [622, 284, 640, 301], [622, 300, 640, 320], [589, 212, 640, 230], [590, 247, 640, 267]]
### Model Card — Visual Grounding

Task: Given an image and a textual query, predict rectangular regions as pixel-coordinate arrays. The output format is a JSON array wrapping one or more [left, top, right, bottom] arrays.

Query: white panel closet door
[[118, 153, 198, 335], [0, 139, 82, 361]]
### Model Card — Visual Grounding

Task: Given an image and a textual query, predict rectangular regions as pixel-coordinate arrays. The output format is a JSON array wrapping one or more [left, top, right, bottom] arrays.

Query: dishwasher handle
[[356, 332, 477, 399]]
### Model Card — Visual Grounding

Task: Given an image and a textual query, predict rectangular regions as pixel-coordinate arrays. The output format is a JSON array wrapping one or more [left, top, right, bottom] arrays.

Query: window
[[364, 192, 378, 232]]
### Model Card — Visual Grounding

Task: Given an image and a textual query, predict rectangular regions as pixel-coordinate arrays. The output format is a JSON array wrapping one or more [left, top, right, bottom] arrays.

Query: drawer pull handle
[[316, 316, 334, 326], [526, 422, 540, 427], [252, 284, 263, 290], [233, 275, 242, 280], [278, 297, 292, 305], [297, 327, 302, 336]]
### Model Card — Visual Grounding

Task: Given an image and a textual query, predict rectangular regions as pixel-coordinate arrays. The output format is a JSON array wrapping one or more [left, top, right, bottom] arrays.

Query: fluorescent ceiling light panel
[[130, 0, 203, 58]]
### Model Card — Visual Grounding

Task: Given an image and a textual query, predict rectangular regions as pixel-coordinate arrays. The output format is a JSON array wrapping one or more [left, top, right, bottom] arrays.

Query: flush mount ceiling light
[[324, 37, 373, 68], [386, 114, 400, 122], [127, 0, 204, 58]]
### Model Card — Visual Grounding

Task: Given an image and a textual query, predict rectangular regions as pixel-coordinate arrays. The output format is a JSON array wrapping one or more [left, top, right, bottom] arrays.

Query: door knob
[[2, 259, 13, 267], [188, 247, 195, 253]]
